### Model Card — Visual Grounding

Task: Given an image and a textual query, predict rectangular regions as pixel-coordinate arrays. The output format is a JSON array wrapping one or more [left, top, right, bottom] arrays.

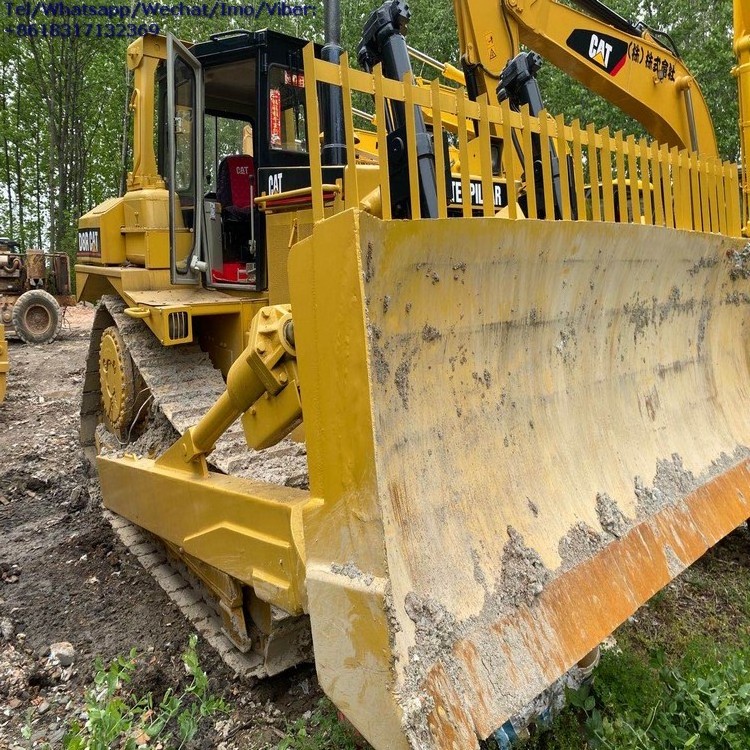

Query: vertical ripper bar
[[403, 74, 421, 220], [478, 95, 495, 218], [600, 127, 615, 223], [615, 131, 628, 223], [555, 114, 571, 220], [373, 65, 392, 220], [586, 123, 601, 221], [522, 106, 538, 220], [431, 79, 448, 219], [706, 158, 719, 233], [539, 112, 555, 221], [639, 139, 652, 225], [716, 161, 728, 235], [501, 100, 518, 219], [728, 163, 742, 236], [650, 142, 664, 227], [678, 148, 692, 230], [340, 54, 358, 210], [304, 44, 325, 223], [571, 120, 586, 221], [626, 134, 640, 224], [661, 144, 675, 229], [690, 152, 704, 231], [457, 92, 472, 218]]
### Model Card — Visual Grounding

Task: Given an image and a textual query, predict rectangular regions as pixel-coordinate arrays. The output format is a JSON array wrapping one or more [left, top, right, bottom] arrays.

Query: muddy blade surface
[[290, 210, 750, 750]]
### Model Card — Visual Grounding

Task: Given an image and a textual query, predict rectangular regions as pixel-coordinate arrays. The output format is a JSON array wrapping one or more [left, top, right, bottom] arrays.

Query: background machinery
[[0, 237, 73, 344], [77, 0, 750, 747], [457, 0, 718, 157]]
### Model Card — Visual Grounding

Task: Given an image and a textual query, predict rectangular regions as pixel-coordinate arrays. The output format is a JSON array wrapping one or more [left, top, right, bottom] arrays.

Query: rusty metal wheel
[[11, 289, 61, 344], [99, 325, 137, 441]]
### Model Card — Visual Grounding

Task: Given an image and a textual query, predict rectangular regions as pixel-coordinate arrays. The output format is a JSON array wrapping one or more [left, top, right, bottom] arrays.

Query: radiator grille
[[168, 311, 189, 342]]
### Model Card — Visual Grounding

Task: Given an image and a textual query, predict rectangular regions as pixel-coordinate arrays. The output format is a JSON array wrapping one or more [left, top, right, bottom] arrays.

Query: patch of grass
[[509, 530, 750, 749], [47, 635, 228, 749], [276, 699, 363, 750], [514, 710, 586, 750], [587, 642, 750, 749]]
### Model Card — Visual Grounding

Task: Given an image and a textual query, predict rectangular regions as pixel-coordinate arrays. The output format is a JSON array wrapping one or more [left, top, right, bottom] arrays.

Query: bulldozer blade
[[289, 209, 750, 750]]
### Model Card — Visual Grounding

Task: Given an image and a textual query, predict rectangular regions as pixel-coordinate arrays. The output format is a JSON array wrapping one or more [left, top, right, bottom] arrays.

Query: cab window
[[268, 66, 307, 153]]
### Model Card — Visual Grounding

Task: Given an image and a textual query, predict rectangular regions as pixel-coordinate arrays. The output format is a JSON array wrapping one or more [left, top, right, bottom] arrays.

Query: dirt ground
[[2, 304, 749, 750], [0, 305, 323, 750]]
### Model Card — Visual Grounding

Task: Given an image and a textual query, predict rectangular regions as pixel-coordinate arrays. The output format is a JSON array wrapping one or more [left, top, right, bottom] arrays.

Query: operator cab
[[159, 30, 310, 291]]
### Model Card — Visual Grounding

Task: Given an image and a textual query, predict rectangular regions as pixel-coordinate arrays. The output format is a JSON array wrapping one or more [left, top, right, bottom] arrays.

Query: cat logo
[[268, 173, 283, 194], [566, 29, 628, 77]]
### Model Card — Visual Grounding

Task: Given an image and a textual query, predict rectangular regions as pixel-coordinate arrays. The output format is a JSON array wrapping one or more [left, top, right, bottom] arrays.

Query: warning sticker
[[485, 32, 498, 61]]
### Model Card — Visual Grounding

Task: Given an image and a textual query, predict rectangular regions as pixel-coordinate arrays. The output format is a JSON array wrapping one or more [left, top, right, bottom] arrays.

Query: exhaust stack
[[320, 0, 347, 166]]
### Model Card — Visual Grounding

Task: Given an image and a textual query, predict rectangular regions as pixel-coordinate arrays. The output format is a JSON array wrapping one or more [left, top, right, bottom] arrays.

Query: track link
[[82, 297, 311, 678]]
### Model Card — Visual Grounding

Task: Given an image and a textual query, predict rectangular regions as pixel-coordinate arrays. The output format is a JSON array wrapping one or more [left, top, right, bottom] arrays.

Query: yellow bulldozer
[[76, 0, 750, 746]]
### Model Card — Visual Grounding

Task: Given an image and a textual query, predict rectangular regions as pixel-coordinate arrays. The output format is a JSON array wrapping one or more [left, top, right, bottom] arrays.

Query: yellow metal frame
[[454, 0, 718, 156], [99, 456, 309, 613], [76, 264, 267, 348], [734, 1, 750, 235], [303, 46, 742, 236]]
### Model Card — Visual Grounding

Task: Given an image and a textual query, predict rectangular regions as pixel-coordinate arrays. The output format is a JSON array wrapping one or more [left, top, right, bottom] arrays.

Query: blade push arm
[[454, 0, 718, 158]]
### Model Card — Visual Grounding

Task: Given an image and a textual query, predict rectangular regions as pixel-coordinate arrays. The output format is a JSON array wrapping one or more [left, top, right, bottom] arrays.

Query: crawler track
[[81, 296, 311, 678]]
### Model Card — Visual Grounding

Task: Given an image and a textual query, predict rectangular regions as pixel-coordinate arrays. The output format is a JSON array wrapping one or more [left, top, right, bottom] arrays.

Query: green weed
[[276, 699, 362, 750], [59, 635, 228, 749], [587, 644, 750, 749]]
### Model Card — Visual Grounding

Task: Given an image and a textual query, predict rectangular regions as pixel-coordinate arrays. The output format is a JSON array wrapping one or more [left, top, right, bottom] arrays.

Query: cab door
[[167, 34, 203, 285]]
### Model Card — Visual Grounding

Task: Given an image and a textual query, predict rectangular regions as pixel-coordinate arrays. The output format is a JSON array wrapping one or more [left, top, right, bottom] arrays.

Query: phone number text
[[4, 20, 159, 35]]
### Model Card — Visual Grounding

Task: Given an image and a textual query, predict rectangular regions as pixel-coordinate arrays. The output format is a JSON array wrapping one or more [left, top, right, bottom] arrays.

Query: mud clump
[[501, 526, 552, 606], [724, 291, 750, 306], [421, 324, 441, 342], [728, 244, 750, 280], [596, 493, 631, 538], [330, 562, 374, 587], [623, 296, 652, 342], [558, 522, 607, 573], [696, 302, 712, 357], [555, 325, 577, 364], [404, 593, 459, 660], [687, 255, 719, 277], [635, 447, 750, 519], [395, 361, 411, 409], [634, 475, 668, 517], [364, 241, 375, 282], [471, 369, 492, 389], [98, 408, 176, 460], [368, 325, 390, 385]]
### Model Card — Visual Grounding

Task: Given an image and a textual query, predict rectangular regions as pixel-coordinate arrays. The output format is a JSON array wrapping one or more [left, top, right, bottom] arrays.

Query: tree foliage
[[538, 0, 738, 161], [0, 0, 742, 260]]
